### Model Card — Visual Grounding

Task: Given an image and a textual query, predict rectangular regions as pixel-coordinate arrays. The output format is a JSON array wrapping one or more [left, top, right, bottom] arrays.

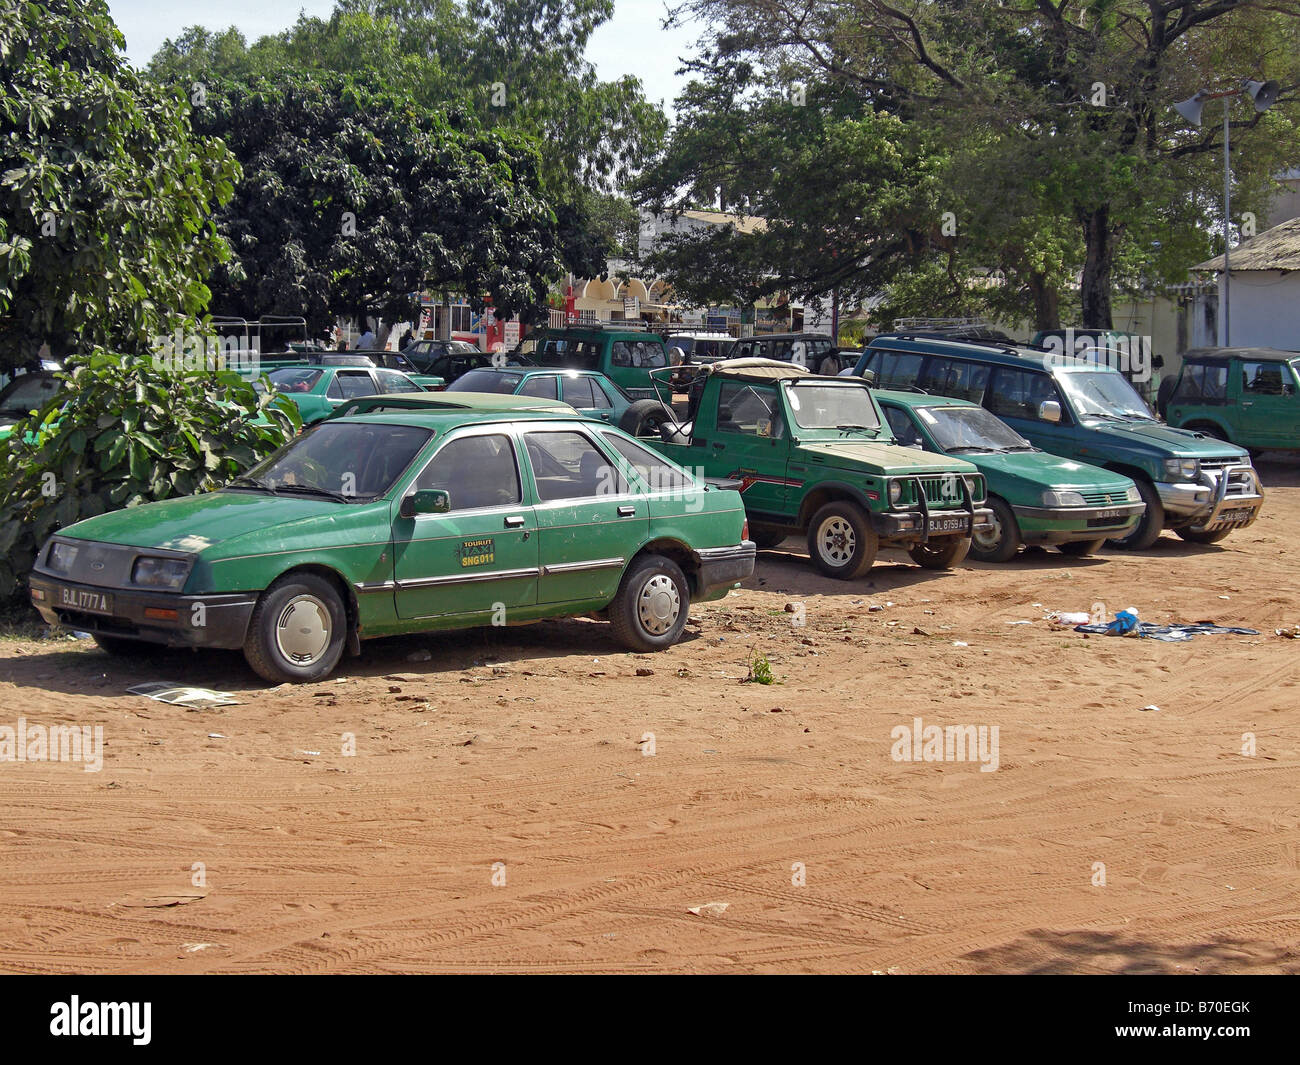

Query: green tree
[[191, 72, 566, 332], [0, 0, 240, 373]]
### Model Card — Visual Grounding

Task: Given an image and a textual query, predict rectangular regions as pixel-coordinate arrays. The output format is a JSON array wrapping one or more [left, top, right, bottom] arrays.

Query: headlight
[[1042, 490, 1086, 507], [1162, 458, 1199, 481], [131, 556, 190, 590], [47, 541, 79, 573], [887, 480, 904, 505], [965, 476, 984, 502], [1124, 484, 1141, 502]]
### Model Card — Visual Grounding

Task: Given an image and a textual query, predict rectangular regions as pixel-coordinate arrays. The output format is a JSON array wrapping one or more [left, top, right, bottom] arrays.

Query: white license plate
[[58, 585, 113, 614], [928, 515, 969, 534], [1216, 508, 1254, 524], [1093, 508, 1124, 519]]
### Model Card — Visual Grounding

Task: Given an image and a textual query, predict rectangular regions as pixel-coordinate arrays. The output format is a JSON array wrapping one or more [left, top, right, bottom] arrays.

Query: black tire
[[806, 501, 878, 579], [909, 536, 971, 570], [1058, 537, 1106, 557], [609, 554, 690, 652], [1108, 478, 1164, 551], [1175, 525, 1233, 545], [92, 633, 154, 656], [618, 399, 673, 437], [243, 572, 347, 684], [749, 524, 787, 550], [967, 496, 1020, 563], [1156, 375, 1176, 419]]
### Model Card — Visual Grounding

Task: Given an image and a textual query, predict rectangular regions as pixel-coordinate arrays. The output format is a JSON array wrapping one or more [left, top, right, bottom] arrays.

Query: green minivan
[[1161, 347, 1300, 452], [853, 335, 1264, 548], [874, 390, 1143, 561]]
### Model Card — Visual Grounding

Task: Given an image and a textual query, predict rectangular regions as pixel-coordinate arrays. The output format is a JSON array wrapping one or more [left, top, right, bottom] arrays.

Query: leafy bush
[[0, 351, 299, 604]]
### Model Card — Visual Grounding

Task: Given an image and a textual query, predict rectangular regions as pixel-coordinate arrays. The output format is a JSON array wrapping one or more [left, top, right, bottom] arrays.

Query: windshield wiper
[[836, 424, 880, 436], [228, 475, 276, 492], [271, 483, 358, 502], [946, 445, 998, 454]]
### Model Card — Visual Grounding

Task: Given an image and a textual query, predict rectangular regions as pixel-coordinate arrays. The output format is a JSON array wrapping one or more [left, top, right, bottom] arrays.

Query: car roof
[[1181, 346, 1298, 363], [746, 332, 831, 341], [868, 333, 1102, 372], [332, 391, 575, 413], [873, 389, 978, 410], [328, 407, 588, 430], [459, 366, 599, 379]]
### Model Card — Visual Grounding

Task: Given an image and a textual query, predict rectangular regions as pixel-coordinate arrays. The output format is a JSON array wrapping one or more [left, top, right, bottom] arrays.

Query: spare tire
[[619, 399, 673, 437], [1156, 374, 1176, 419]]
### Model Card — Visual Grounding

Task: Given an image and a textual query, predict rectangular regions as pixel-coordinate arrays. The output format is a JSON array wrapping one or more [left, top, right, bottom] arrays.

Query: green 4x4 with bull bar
[[632, 358, 993, 578]]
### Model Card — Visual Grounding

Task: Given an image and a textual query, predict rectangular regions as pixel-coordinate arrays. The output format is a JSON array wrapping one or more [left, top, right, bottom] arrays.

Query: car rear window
[[268, 368, 324, 392], [448, 370, 523, 394]]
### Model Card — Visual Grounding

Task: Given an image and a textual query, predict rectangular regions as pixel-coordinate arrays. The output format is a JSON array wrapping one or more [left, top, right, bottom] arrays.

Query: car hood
[[1077, 416, 1247, 458], [798, 440, 977, 475], [56, 490, 350, 552], [965, 450, 1133, 491]]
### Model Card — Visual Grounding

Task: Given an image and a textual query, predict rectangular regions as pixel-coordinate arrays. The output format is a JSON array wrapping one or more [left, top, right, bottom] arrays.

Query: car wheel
[[967, 496, 1020, 563], [609, 554, 691, 651], [618, 399, 673, 437], [1058, 538, 1106, 557], [243, 572, 347, 684], [807, 501, 878, 579], [92, 634, 153, 656], [749, 524, 787, 550], [1175, 525, 1233, 545], [1108, 478, 1163, 550], [908, 536, 971, 570]]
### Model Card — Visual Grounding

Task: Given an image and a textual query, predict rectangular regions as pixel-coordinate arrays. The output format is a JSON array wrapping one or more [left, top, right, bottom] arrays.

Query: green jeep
[[531, 326, 670, 400], [874, 390, 1143, 562], [636, 359, 993, 578], [29, 401, 754, 683], [1161, 347, 1300, 453]]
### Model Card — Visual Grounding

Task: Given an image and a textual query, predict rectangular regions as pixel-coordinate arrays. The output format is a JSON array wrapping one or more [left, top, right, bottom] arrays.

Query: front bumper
[[694, 541, 756, 599], [873, 506, 994, 540], [1011, 502, 1145, 544], [29, 574, 257, 650], [1157, 463, 1264, 529]]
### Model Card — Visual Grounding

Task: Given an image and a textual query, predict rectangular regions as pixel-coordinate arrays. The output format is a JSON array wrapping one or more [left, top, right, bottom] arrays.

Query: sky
[[106, 0, 699, 113]]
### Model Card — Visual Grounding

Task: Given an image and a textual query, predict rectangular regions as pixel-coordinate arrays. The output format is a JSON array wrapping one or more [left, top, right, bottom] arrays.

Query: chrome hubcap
[[637, 574, 680, 635], [275, 594, 332, 665], [817, 516, 856, 566]]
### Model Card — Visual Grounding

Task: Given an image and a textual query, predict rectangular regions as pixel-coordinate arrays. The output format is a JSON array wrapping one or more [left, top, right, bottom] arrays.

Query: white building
[[1188, 215, 1300, 350]]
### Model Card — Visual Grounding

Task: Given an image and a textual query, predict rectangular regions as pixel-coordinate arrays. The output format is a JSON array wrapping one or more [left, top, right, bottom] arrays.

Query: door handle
[[504, 515, 526, 528], [712, 442, 726, 450], [617, 505, 636, 517]]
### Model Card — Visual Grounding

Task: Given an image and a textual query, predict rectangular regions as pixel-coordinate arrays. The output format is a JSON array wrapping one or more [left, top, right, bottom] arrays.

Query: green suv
[[531, 327, 670, 400], [874, 390, 1143, 561], [30, 400, 753, 683], [1161, 347, 1300, 453], [854, 335, 1264, 548]]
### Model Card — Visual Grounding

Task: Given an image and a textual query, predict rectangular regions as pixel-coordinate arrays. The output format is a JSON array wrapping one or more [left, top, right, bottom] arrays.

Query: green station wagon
[[874, 391, 1143, 561], [1161, 347, 1300, 452], [854, 335, 1264, 547], [29, 403, 754, 683], [532, 327, 670, 400]]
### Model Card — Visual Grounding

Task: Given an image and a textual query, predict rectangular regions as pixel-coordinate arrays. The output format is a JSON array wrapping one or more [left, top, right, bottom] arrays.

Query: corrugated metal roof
[[1193, 216, 1300, 272]]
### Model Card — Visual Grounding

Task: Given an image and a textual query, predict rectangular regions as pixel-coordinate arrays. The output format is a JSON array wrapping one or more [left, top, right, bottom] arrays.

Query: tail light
[[742, 519, 750, 541]]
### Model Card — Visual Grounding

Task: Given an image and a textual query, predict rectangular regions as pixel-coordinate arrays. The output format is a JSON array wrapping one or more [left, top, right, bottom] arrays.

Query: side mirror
[[860, 369, 877, 386], [1038, 399, 1062, 423], [400, 488, 451, 517]]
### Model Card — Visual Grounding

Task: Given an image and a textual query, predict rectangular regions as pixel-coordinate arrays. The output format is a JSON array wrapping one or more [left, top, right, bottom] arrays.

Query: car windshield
[[266, 368, 325, 393], [0, 374, 59, 414], [1056, 370, 1154, 420], [784, 382, 882, 430], [231, 422, 431, 501], [919, 405, 1032, 453], [447, 370, 523, 394]]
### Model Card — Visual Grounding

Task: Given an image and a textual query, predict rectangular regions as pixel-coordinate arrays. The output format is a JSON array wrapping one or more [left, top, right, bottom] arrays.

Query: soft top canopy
[[1181, 346, 1297, 363], [706, 357, 823, 381]]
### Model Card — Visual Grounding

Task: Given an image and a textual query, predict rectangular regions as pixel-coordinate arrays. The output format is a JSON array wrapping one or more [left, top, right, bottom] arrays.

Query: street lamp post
[[1173, 80, 1279, 347]]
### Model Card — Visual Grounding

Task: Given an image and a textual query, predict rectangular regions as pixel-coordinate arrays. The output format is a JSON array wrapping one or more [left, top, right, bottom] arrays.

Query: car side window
[[1241, 360, 1288, 395], [326, 375, 344, 399], [874, 351, 924, 389], [1172, 363, 1227, 403], [602, 432, 693, 491], [986, 367, 1063, 421], [716, 381, 784, 438], [376, 369, 415, 394], [520, 375, 558, 399], [920, 357, 989, 403], [524, 430, 628, 501], [611, 341, 634, 367], [883, 407, 923, 447], [414, 433, 521, 510], [587, 379, 613, 409], [561, 375, 596, 407], [336, 370, 378, 399], [640, 342, 667, 369]]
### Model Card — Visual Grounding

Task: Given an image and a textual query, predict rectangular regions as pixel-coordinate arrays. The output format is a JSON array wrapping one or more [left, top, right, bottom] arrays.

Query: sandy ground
[[2, 458, 1299, 974]]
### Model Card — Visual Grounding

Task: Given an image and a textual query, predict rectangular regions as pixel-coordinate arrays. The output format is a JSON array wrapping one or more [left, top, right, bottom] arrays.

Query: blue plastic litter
[[1073, 620, 1259, 642], [1106, 609, 1139, 635]]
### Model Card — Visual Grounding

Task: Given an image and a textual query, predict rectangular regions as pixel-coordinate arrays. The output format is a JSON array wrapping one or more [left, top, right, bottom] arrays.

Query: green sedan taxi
[[29, 403, 755, 683], [875, 391, 1144, 561], [258, 364, 430, 425]]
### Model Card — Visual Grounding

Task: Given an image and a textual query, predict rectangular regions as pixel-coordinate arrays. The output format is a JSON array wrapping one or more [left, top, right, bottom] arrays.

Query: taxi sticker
[[459, 537, 495, 568]]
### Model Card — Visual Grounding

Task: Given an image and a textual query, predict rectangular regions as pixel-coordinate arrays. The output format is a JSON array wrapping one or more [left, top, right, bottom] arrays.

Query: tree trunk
[[1079, 206, 1116, 329], [1028, 272, 1060, 332]]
